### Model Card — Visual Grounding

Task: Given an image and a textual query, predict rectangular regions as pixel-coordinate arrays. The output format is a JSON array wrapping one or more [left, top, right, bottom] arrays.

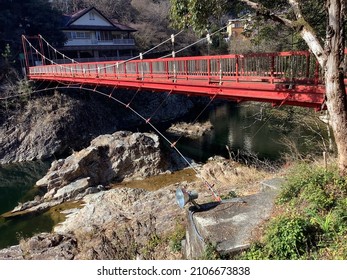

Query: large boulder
[[54, 184, 188, 260], [36, 131, 167, 192], [10, 131, 173, 214]]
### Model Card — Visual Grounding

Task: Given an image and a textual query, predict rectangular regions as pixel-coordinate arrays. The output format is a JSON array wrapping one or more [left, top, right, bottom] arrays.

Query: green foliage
[[170, 0, 238, 31], [264, 216, 316, 259], [141, 234, 163, 258], [278, 164, 315, 203], [17, 79, 34, 98], [309, 210, 337, 237], [1, 44, 14, 64], [170, 0, 327, 53], [241, 242, 267, 260], [168, 223, 186, 253], [242, 163, 347, 260], [278, 164, 347, 208], [220, 190, 238, 200], [0, 44, 16, 77], [200, 242, 221, 260], [241, 215, 318, 260], [242, 215, 317, 260]]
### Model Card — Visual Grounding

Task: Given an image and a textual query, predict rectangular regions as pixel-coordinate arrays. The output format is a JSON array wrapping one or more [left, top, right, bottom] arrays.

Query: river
[[0, 161, 51, 249], [0, 102, 327, 249], [171, 102, 284, 162]]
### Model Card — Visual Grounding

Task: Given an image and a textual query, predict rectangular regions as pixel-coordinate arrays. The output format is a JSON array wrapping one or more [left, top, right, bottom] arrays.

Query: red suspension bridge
[[22, 35, 347, 110]]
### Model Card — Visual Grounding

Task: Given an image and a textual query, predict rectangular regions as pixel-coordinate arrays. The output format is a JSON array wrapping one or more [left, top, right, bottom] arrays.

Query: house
[[59, 7, 137, 62], [226, 19, 247, 40]]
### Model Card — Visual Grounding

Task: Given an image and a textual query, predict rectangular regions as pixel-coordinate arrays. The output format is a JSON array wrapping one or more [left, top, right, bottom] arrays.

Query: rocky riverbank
[[5, 131, 183, 217], [0, 92, 275, 259], [0, 145, 270, 260]]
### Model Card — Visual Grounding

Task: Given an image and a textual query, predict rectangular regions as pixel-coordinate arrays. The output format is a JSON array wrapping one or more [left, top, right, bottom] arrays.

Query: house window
[[89, 12, 95, 20], [234, 22, 244, 28], [112, 33, 123, 39], [75, 32, 91, 39]]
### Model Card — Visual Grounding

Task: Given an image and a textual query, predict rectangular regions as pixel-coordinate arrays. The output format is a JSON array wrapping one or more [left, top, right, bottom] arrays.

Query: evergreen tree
[[0, 0, 65, 66]]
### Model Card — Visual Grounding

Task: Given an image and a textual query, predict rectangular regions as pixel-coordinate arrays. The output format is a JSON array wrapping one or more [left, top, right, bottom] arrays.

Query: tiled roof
[[62, 7, 136, 32]]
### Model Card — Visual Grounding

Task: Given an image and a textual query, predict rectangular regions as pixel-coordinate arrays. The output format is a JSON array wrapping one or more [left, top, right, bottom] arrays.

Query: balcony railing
[[53, 56, 133, 64], [65, 38, 135, 46]]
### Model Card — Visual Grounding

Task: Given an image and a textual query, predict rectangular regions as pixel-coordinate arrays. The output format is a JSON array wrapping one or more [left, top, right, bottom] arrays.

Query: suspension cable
[[4, 84, 221, 201], [24, 30, 185, 73], [159, 25, 228, 59], [38, 34, 78, 64]]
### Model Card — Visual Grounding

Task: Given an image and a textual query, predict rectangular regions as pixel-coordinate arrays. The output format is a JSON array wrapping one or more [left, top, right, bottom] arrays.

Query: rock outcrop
[[167, 121, 213, 138], [37, 131, 167, 191], [1, 183, 190, 260], [55, 184, 187, 260], [11, 131, 175, 214], [0, 233, 78, 260]]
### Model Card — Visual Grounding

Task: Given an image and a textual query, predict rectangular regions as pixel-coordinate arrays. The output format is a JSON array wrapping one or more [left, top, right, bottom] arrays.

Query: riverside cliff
[[0, 88, 197, 164]]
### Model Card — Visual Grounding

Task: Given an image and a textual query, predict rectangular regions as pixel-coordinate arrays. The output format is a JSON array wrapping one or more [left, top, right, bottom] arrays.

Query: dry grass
[[197, 158, 271, 200]]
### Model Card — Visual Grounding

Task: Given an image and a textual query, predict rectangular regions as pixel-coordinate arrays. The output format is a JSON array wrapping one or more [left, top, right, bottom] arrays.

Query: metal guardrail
[[28, 51, 323, 85]]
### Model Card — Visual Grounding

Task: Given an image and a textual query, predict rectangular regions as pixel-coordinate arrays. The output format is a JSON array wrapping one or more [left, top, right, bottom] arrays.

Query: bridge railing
[[28, 50, 324, 85]]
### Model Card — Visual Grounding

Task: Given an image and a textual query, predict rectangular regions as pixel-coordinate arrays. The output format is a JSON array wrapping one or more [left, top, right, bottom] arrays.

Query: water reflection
[[0, 161, 51, 249], [173, 102, 285, 162], [0, 161, 51, 214]]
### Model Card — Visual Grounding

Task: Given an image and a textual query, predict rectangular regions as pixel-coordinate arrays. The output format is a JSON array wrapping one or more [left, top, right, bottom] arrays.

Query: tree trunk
[[324, 0, 347, 174]]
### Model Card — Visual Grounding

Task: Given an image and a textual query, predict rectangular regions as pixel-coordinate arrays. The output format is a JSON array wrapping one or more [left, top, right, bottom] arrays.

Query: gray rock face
[[184, 187, 282, 259], [53, 177, 91, 200], [11, 131, 170, 214], [0, 90, 195, 164], [36, 131, 166, 192], [1, 182, 188, 260], [0, 157, 279, 260]]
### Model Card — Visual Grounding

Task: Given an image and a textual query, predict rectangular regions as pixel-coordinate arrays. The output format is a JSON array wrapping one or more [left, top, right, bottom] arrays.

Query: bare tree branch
[[288, 0, 327, 66], [239, 0, 294, 27], [240, 0, 327, 66]]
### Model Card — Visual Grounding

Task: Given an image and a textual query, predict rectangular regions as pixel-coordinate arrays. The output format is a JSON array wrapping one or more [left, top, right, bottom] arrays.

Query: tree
[[0, 0, 66, 63], [52, 0, 136, 21], [170, 0, 347, 174]]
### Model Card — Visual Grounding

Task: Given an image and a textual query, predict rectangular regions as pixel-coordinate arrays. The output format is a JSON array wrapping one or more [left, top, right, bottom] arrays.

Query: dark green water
[[0, 212, 54, 249], [172, 103, 285, 162], [0, 161, 51, 249]]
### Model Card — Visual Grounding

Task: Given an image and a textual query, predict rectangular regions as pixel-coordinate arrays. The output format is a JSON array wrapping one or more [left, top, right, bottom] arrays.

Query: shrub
[[242, 215, 317, 260], [262, 215, 316, 259], [278, 164, 347, 211], [242, 163, 347, 260], [277, 163, 313, 204]]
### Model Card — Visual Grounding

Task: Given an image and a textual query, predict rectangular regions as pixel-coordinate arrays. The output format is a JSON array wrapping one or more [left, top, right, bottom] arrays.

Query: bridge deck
[[26, 51, 347, 109]]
